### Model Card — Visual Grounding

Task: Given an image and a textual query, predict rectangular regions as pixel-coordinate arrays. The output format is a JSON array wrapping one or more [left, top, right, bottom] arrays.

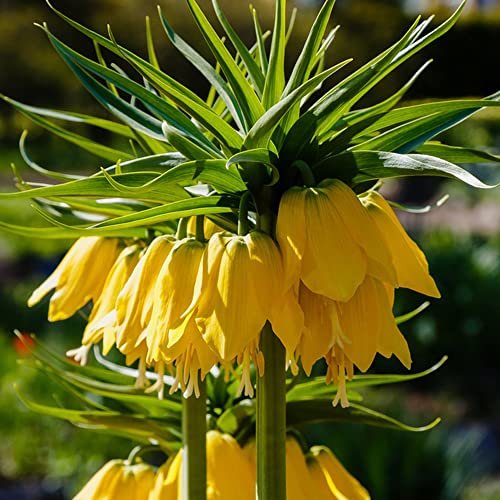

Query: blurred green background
[[0, 0, 499, 498]]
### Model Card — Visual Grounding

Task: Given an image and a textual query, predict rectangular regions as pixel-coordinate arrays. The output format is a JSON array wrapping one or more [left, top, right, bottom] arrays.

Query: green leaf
[[251, 7, 269, 73], [145, 16, 161, 69], [353, 103, 500, 153], [89, 195, 238, 232], [162, 123, 222, 160], [226, 149, 278, 169], [211, 0, 265, 94], [416, 142, 500, 164], [0, 94, 135, 138], [0, 220, 147, 239], [286, 400, 440, 432], [323, 60, 432, 142], [44, 27, 216, 147], [44, 4, 243, 150], [359, 97, 500, 137], [262, 0, 286, 108], [0, 170, 188, 204], [2, 94, 134, 163], [103, 158, 246, 194], [395, 301, 431, 325], [19, 131, 83, 181], [284, 0, 336, 96], [313, 151, 496, 189], [345, 356, 448, 390], [15, 387, 181, 452], [217, 399, 256, 435], [244, 62, 351, 149], [184, 0, 264, 127], [157, 7, 245, 132]]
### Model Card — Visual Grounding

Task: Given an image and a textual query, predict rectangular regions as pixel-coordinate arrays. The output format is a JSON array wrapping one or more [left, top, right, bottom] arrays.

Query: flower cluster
[[29, 181, 438, 405], [75, 431, 369, 500]]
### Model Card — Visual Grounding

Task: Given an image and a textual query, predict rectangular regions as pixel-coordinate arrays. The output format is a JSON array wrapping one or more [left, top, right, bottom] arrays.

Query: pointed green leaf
[[262, 0, 286, 108], [157, 7, 245, 132], [287, 400, 441, 432], [416, 142, 500, 164], [211, 0, 265, 94], [245, 62, 351, 149], [313, 151, 496, 188], [184, 0, 264, 127], [44, 3, 243, 150]]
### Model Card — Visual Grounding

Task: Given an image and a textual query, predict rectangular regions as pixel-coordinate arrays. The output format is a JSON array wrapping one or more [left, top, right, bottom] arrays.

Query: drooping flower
[[308, 445, 370, 500], [145, 237, 218, 398], [276, 179, 396, 302], [83, 244, 141, 348], [244, 436, 370, 499], [184, 231, 283, 391], [361, 191, 440, 297], [28, 237, 121, 322], [150, 431, 255, 500], [114, 235, 176, 361], [291, 275, 411, 408], [148, 452, 182, 500], [74, 459, 156, 500]]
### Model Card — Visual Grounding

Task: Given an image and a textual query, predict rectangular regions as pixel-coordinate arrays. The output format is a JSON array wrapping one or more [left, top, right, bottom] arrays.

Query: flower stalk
[[182, 378, 207, 500], [256, 322, 287, 500]]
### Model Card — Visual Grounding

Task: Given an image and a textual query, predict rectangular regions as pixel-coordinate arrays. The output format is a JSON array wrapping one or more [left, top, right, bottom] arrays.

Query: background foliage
[[0, 0, 499, 499]]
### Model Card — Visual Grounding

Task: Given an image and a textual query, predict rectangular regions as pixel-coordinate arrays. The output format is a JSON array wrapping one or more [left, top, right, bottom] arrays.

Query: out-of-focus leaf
[[217, 399, 256, 434], [286, 400, 441, 432]]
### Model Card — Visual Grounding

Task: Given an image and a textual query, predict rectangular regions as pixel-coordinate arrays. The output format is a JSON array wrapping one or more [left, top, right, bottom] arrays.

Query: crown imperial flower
[[28, 236, 121, 321]]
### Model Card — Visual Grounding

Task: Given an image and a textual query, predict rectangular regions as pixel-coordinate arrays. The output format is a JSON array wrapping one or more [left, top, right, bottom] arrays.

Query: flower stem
[[182, 378, 207, 500], [256, 323, 287, 500], [291, 160, 316, 187]]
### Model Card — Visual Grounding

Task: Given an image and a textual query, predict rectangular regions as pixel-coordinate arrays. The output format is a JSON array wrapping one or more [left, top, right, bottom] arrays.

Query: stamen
[[145, 361, 165, 400], [66, 345, 92, 366], [134, 354, 150, 389]]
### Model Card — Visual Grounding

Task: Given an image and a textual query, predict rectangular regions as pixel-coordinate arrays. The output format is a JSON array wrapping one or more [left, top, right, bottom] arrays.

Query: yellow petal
[[82, 244, 140, 346], [302, 186, 367, 302], [205, 431, 255, 500], [363, 191, 440, 298], [376, 282, 412, 369], [310, 446, 370, 500], [276, 187, 307, 291], [149, 454, 181, 500], [146, 238, 205, 364], [115, 235, 175, 355], [28, 237, 121, 322], [339, 277, 380, 373], [285, 438, 317, 500], [196, 232, 280, 361], [269, 284, 304, 360], [298, 284, 336, 375], [320, 180, 397, 286], [308, 454, 347, 500]]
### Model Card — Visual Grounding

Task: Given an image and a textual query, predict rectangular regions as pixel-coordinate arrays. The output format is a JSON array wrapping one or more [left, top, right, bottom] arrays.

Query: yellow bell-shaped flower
[[145, 237, 218, 398], [276, 179, 395, 303], [338, 275, 411, 374], [244, 436, 370, 499], [188, 231, 283, 362], [308, 446, 370, 500], [115, 235, 176, 360], [81, 244, 141, 353], [74, 459, 156, 500], [28, 237, 121, 322], [148, 453, 182, 500], [361, 191, 440, 298], [150, 431, 255, 500]]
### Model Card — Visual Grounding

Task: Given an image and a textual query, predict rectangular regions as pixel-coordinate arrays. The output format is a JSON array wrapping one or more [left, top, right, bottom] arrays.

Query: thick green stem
[[182, 379, 207, 500], [256, 323, 287, 500]]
